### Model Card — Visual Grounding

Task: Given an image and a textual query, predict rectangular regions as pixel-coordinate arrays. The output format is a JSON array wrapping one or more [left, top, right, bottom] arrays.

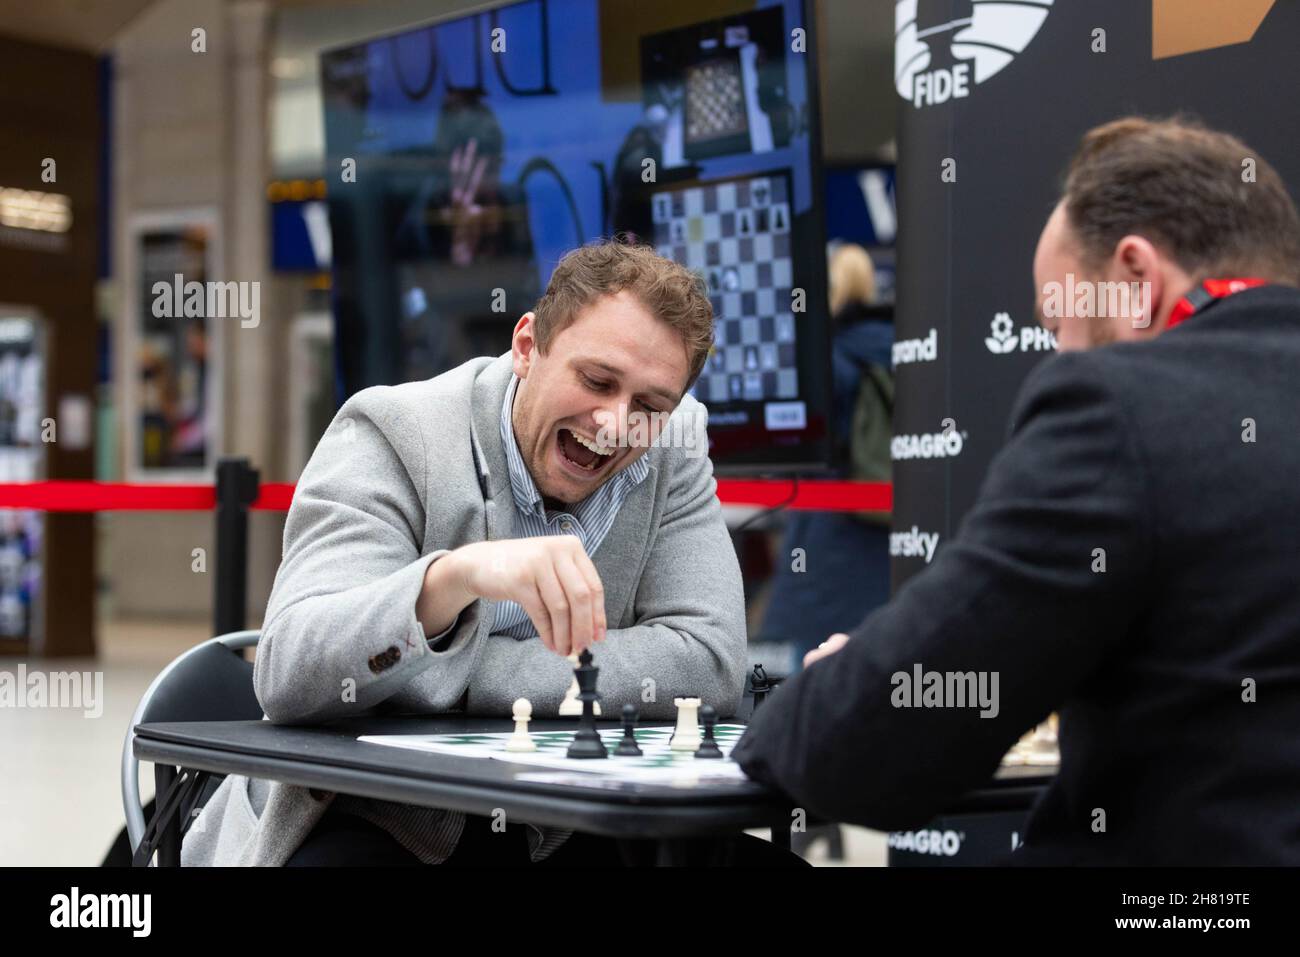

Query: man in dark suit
[[732, 117, 1300, 864]]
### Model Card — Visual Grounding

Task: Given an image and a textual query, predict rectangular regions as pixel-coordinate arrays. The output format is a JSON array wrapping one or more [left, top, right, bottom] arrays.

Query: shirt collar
[[499, 374, 650, 516]]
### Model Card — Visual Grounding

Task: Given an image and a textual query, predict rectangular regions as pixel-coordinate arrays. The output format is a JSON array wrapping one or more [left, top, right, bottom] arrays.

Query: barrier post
[[213, 458, 259, 636]]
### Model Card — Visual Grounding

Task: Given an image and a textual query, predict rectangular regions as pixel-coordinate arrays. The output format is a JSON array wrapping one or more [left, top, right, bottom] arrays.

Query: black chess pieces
[[614, 703, 642, 756], [696, 705, 723, 759], [750, 664, 771, 711], [566, 648, 608, 759]]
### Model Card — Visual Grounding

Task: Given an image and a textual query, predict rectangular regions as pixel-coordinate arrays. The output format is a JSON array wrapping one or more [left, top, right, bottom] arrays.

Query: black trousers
[[286, 807, 810, 867]]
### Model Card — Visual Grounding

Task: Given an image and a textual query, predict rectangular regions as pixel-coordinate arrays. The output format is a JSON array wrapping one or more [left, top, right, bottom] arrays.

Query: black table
[[132, 713, 803, 866], [132, 711, 1054, 867]]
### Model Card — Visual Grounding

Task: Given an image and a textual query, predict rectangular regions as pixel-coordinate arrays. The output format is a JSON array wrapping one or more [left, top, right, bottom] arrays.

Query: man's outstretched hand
[[802, 632, 850, 669]]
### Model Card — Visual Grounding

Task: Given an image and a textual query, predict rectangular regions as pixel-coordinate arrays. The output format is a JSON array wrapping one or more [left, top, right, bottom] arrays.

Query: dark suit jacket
[[732, 284, 1300, 865]]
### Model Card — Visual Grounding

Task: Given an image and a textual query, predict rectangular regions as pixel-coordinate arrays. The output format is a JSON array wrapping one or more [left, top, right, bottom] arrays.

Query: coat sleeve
[[464, 410, 748, 720], [253, 388, 484, 725], [731, 352, 1153, 828]]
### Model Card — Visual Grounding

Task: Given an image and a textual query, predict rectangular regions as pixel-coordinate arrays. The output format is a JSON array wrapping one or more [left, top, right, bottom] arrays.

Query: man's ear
[[511, 312, 537, 378], [1114, 234, 1158, 282], [1113, 235, 1164, 334]]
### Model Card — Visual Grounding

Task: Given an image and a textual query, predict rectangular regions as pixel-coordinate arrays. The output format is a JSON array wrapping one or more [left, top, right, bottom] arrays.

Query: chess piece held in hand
[[559, 652, 600, 716], [566, 649, 608, 759]]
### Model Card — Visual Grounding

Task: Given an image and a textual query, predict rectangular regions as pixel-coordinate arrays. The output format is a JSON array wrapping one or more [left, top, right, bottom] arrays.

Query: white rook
[[671, 697, 702, 751]]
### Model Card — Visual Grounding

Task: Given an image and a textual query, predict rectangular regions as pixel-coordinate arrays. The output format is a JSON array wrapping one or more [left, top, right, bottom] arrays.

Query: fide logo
[[985, 312, 1056, 355], [895, 0, 1054, 109]]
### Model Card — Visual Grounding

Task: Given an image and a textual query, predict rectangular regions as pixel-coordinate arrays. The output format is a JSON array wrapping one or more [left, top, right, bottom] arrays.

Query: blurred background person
[[755, 243, 894, 664], [751, 241, 894, 861]]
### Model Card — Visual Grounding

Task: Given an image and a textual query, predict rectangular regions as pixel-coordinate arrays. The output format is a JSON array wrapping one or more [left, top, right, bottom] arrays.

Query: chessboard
[[651, 171, 798, 406], [358, 723, 750, 788], [684, 55, 749, 154]]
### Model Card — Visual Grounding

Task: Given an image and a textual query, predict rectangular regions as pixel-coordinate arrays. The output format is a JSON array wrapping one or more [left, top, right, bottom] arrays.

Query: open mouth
[[556, 427, 616, 477]]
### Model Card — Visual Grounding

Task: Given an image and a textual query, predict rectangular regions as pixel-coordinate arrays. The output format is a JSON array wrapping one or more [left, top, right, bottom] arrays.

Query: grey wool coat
[[181, 353, 747, 866]]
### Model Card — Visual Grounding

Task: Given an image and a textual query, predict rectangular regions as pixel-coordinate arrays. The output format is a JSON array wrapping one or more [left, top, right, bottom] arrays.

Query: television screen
[[321, 0, 830, 470], [825, 164, 897, 305]]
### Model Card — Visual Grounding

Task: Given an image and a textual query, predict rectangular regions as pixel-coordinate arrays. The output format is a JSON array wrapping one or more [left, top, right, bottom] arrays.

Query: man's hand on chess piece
[[421, 536, 607, 656], [802, 632, 850, 669]]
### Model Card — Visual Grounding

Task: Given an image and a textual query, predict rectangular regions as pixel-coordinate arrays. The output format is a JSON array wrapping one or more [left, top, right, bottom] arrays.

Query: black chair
[[118, 631, 263, 865]]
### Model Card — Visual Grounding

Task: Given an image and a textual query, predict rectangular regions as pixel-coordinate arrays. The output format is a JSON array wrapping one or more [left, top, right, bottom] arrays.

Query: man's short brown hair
[[1063, 116, 1300, 286], [532, 239, 714, 390]]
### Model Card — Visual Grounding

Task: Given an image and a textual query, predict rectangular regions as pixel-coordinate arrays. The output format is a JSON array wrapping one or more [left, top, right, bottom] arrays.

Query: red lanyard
[[1165, 278, 1269, 331]]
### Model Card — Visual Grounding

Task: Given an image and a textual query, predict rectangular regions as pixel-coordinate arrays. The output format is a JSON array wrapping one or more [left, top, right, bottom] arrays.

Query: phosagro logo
[[985, 311, 1056, 355], [888, 828, 964, 857], [895, 0, 1054, 109]]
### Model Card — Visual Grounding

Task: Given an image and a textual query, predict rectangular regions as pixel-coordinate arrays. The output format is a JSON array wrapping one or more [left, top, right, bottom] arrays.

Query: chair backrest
[[121, 630, 264, 853]]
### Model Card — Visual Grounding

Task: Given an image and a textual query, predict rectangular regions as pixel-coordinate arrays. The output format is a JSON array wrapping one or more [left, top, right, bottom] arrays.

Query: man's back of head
[[1035, 116, 1300, 350]]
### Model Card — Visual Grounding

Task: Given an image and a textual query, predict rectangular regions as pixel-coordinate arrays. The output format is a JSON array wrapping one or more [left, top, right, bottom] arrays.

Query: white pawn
[[505, 698, 537, 752]]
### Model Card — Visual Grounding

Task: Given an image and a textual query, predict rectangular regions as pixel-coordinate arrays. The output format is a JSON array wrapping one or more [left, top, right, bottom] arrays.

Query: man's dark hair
[[1063, 116, 1300, 286]]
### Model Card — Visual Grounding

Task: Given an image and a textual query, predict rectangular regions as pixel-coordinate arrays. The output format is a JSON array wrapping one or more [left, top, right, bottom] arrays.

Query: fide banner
[[890, 0, 1300, 592]]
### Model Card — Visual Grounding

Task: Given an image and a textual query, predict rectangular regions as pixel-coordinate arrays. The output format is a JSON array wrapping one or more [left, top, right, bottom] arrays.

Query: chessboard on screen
[[652, 169, 799, 407], [639, 5, 792, 167]]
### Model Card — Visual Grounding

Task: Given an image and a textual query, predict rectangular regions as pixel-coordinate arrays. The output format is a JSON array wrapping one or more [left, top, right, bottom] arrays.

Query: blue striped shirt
[[492, 373, 649, 638]]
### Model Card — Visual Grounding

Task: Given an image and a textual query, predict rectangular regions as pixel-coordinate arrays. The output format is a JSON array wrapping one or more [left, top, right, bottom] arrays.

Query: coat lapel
[[470, 354, 518, 544], [589, 468, 656, 628]]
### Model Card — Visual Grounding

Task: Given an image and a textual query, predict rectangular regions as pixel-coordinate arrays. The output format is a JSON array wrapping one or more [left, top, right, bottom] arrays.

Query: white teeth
[[570, 431, 614, 456]]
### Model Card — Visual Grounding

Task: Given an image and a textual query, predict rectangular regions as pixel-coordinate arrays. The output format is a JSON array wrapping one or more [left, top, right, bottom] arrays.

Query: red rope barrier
[[0, 479, 888, 513], [0, 481, 296, 512], [716, 479, 891, 512]]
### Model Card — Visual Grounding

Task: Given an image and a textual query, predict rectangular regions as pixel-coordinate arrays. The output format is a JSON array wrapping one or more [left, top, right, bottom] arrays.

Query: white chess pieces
[[505, 698, 537, 752], [1026, 715, 1059, 766], [1002, 716, 1059, 767], [670, 696, 702, 751], [558, 654, 581, 715], [559, 652, 599, 716]]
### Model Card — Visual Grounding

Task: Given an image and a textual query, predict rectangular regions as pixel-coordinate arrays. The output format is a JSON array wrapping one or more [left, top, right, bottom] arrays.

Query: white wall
[[106, 0, 282, 623]]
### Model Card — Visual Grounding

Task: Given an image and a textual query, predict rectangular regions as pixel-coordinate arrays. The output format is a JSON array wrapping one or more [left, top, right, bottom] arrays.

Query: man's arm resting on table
[[253, 389, 486, 725], [731, 353, 1153, 828]]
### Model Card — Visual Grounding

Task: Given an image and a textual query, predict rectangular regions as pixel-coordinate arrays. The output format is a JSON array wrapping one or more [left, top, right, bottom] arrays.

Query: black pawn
[[750, 664, 771, 711], [614, 704, 642, 756], [566, 649, 607, 759], [696, 705, 723, 759]]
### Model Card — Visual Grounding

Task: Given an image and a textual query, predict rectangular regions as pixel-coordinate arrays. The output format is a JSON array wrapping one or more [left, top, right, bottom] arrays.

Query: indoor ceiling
[[0, 0, 161, 52], [0, 0, 387, 52]]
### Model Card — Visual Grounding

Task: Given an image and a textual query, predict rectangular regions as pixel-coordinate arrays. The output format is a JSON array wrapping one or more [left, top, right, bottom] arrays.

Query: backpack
[[847, 362, 893, 526]]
